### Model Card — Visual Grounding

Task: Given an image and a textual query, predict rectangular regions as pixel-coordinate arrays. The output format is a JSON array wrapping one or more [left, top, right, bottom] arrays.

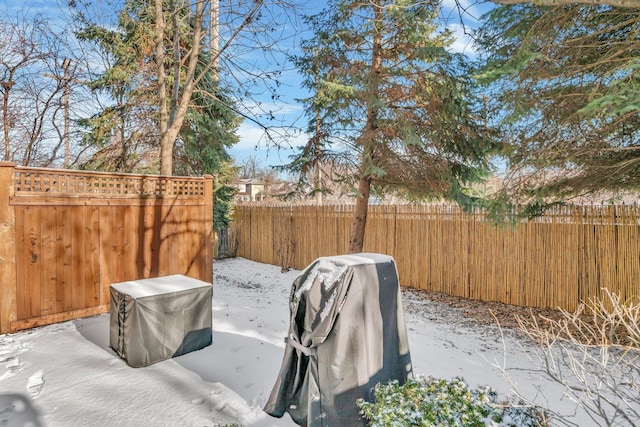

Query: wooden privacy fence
[[0, 162, 213, 333], [232, 203, 640, 312]]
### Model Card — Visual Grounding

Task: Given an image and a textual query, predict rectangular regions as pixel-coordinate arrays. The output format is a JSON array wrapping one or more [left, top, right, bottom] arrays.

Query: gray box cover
[[110, 274, 212, 368], [264, 253, 412, 426]]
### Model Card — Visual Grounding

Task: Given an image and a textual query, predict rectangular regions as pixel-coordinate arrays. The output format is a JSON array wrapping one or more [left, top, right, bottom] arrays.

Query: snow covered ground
[[0, 257, 592, 426]]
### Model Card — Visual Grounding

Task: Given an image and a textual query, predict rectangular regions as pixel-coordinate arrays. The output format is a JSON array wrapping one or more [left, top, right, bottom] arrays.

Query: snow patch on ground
[[0, 257, 594, 426]]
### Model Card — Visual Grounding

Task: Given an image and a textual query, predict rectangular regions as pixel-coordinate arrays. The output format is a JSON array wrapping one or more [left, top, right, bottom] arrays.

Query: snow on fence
[[0, 162, 214, 333], [231, 203, 640, 312]]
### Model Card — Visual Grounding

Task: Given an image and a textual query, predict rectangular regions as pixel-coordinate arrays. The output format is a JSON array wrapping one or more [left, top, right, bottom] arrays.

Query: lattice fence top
[[14, 167, 207, 197]]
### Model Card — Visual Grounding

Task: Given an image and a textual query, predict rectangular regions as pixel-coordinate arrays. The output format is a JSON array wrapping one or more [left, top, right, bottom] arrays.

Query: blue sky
[[0, 0, 492, 172], [228, 0, 494, 171]]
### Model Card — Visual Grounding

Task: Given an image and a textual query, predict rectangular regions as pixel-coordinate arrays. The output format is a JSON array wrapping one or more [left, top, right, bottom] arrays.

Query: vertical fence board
[[14, 207, 28, 321], [55, 207, 72, 313], [140, 204, 154, 278], [204, 176, 214, 282], [71, 206, 86, 310], [0, 163, 17, 333], [150, 204, 163, 278], [166, 204, 181, 276], [121, 205, 138, 283], [23, 206, 42, 319], [157, 205, 170, 277], [183, 205, 197, 278], [40, 206, 57, 316], [99, 206, 116, 306], [85, 206, 101, 308]]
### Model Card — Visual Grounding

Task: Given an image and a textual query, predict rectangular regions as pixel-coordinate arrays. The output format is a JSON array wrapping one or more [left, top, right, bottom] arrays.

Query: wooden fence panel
[[232, 202, 640, 312], [0, 164, 214, 333]]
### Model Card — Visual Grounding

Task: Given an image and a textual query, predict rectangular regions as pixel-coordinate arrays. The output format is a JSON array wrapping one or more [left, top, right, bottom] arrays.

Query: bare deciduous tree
[[0, 15, 49, 162], [153, 0, 282, 176], [0, 14, 82, 167]]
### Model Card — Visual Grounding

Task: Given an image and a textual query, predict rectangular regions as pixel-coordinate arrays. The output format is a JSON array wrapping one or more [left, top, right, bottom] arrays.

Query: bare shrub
[[274, 216, 294, 272], [226, 225, 240, 258], [501, 289, 640, 426]]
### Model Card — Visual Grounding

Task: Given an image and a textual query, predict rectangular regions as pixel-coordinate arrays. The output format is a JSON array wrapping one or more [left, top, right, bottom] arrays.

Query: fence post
[[0, 162, 17, 333], [204, 175, 214, 283]]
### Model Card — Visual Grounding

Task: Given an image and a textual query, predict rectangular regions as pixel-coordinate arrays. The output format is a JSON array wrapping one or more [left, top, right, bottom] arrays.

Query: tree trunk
[[157, 0, 205, 176], [154, 0, 261, 176], [155, 0, 169, 175], [159, 127, 180, 175], [347, 1, 382, 254], [2, 81, 12, 161], [348, 172, 372, 253]]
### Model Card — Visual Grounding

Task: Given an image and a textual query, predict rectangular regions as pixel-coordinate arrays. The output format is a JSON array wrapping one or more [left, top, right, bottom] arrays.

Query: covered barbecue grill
[[264, 253, 412, 426]]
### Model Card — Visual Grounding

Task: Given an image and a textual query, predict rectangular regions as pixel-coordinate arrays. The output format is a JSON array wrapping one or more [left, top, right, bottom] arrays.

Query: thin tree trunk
[[155, 0, 170, 175], [210, 0, 219, 72], [2, 81, 12, 161], [156, 0, 262, 176], [348, 172, 372, 253], [347, 2, 383, 254]]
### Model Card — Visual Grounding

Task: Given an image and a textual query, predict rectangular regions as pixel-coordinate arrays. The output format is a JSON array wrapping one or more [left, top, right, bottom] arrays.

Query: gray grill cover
[[264, 253, 412, 426], [109, 275, 212, 368]]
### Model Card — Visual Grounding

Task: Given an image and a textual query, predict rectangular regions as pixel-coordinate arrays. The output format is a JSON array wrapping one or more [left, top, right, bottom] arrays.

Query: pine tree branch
[[491, 0, 640, 8]]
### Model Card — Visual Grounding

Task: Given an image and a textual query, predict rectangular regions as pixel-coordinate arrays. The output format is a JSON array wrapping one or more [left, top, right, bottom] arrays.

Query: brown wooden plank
[[40, 205, 57, 315], [131, 204, 145, 278], [15, 206, 31, 320], [183, 205, 201, 279], [150, 204, 163, 277], [121, 204, 140, 281], [141, 203, 155, 278], [56, 206, 73, 313], [198, 203, 210, 280], [203, 175, 214, 283], [0, 162, 17, 333], [84, 206, 101, 308], [70, 206, 86, 310], [168, 205, 184, 276], [23, 206, 42, 319], [111, 205, 127, 282], [14, 207, 29, 321], [98, 206, 115, 304], [158, 204, 173, 276], [11, 304, 109, 332]]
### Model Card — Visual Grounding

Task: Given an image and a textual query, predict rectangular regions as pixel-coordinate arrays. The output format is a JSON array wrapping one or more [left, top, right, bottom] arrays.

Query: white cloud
[[447, 23, 477, 55], [439, 0, 488, 23], [230, 121, 311, 168], [234, 122, 270, 150]]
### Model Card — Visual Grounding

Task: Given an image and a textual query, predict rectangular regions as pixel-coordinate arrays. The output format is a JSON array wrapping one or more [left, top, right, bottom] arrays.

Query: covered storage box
[[110, 274, 212, 368], [264, 253, 412, 426]]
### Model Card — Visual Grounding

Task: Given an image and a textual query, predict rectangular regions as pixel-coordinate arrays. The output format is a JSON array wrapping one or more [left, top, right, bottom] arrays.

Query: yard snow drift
[[0, 257, 594, 426]]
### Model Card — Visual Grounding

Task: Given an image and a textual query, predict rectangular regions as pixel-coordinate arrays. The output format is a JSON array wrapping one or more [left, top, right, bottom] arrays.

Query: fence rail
[[0, 162, 214, 333], [232, 203, 640, 311]]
